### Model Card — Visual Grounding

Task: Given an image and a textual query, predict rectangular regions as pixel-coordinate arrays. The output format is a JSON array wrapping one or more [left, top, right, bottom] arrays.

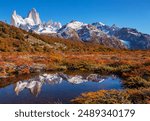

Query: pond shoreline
[[0, 51, 150, 104], [0, 72, 122, 104]]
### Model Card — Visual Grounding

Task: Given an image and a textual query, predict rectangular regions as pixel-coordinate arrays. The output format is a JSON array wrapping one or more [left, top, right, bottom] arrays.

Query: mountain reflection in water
[[0, 72, 122, 104], [14, 73, 106, 97]]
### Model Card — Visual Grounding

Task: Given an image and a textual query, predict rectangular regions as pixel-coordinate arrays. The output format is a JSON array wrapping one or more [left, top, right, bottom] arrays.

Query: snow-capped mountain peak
[[27, 8, 41, 25], [11, 10, 26, 27], [66, 20, 86, 30], [13, 10, 17, 16], [11, 8, 62, 34]]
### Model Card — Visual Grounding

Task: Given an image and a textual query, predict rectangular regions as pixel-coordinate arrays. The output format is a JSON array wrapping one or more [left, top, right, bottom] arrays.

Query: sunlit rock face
[[14, 73, 107, 96]]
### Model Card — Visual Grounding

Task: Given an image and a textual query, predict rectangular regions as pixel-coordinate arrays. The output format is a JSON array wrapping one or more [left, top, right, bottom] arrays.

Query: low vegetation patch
[[71, 88, 150, 104]]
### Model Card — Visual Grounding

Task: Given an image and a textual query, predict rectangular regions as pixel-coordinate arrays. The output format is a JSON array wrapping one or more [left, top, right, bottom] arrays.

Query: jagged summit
[[27, 8, 41, 25], [13, 10, 17, 15], [11, 8, 62, 33]]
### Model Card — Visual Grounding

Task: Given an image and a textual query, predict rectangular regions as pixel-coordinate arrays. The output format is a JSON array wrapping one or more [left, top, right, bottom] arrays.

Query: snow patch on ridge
[[66, 21, 86, 30]]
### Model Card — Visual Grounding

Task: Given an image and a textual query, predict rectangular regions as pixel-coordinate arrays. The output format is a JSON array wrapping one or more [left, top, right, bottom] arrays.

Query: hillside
[[0, 21, 115, 52]]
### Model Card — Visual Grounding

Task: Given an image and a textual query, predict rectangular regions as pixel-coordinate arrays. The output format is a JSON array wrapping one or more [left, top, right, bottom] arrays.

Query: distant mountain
[[10, 8, 150, 50], [11, 8, 62, 34], [58, 21, 126, 49], [92, 22, 150, 49], [10, 9, 126, 49]]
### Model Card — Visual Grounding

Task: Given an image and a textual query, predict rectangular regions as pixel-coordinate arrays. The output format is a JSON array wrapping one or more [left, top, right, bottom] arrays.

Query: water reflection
[[14, 73, 107, 96], [0, 72, 122, 104]]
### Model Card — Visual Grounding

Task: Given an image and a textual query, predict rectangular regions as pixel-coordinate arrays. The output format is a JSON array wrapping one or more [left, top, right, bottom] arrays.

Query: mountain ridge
[[10, 8, 150, 50]]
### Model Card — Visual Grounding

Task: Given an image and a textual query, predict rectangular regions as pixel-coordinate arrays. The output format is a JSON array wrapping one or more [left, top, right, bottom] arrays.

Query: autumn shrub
[[115, 65, 131, 74], [144, 61, 150, 66], [0, 66, 6, 77], [94, 65, 116, 74], [46, 63, 67, 71], [147, 77, 150, 82], [5, 63, 16, 75], [71, 88, 150, 104], [63, 60, 93, 71], [123, 76, 150, 88]]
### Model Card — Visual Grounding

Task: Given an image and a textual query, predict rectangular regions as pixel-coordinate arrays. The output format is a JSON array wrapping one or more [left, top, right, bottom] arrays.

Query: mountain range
[[11, 8, 150, 50]]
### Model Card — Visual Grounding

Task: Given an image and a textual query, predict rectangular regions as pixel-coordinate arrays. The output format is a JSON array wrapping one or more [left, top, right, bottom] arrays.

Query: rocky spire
[[28, 8, 41, 25], [11, 10, 25, 27]]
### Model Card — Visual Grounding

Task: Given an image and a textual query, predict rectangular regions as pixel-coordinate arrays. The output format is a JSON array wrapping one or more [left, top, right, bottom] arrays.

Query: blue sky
[[0, 0, 150, 34]]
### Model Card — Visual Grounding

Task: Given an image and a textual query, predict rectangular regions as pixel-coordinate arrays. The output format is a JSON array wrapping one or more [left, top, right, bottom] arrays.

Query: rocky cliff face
[[113, 28, 150, 49], [92, 22, 150, 50], [58, 21, 126, 49]]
